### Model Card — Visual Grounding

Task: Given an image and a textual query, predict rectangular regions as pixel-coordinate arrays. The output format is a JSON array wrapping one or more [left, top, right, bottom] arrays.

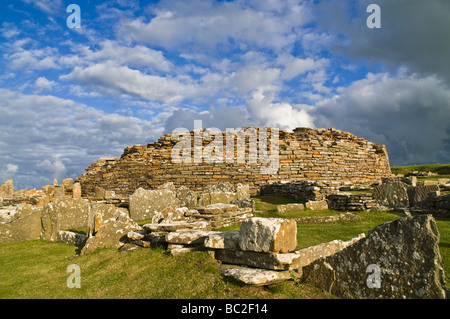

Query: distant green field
[[391, 163, 450, 176]]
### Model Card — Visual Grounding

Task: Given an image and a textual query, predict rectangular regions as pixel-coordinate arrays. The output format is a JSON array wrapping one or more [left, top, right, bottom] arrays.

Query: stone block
[[143, 221, 211, 232], [0, 204, 42, 244], [407, 185, 440, 207], [72, 183, 81, 198], [81, 212, 141, 254], [305, 200, 329, 211], [204, 230, 240, 249], [53, 185, 65, 198], [239, 217, 297, 253]]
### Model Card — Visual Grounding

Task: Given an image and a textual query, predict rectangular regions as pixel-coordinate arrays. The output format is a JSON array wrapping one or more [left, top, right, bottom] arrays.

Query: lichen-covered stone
[[302, 215, 447, 299], [239, 217, 297, 253]]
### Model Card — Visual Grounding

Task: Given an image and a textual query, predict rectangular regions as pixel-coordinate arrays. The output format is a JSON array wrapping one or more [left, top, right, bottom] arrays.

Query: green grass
[[1, 195, 449, 298], [391, 163, 450, 176]]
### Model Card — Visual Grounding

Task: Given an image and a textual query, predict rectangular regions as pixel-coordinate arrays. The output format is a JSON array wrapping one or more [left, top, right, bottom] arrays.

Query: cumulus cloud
[[247, 89, 315, 131], [314, 73, 450, 165], [61, 62, 197, 104]]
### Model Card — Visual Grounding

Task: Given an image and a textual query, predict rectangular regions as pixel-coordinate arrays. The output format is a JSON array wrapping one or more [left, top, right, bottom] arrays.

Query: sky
[[0, 0, 449, 190]]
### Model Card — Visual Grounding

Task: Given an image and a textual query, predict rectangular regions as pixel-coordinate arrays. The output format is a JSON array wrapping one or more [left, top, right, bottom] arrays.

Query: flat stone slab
[[220, 264, 298, 286], [143, 221, 211, 232], [165, 230, 220, 245]]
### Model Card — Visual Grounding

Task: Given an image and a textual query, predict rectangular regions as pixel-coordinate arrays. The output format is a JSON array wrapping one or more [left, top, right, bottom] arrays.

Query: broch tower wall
[[75, 127, 391, 198]]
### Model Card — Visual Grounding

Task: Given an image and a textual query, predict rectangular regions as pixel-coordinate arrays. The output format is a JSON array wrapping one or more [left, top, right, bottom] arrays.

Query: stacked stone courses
[[76, 127, 391, 198]]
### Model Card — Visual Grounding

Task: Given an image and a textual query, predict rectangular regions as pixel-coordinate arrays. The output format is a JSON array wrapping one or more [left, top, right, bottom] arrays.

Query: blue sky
[[1, 0, 450, 189]]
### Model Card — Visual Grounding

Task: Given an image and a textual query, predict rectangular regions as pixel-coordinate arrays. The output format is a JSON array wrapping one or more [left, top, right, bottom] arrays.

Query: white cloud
[[61, 62, 195, 104], [246, 89, 315, 131], [22, 0, 64, 15], [35, 76, 56, 91]]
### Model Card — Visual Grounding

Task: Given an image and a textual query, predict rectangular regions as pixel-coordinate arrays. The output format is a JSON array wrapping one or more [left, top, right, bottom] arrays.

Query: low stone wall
[[259, 180, 337, 203], [326, 193, 377, 211]]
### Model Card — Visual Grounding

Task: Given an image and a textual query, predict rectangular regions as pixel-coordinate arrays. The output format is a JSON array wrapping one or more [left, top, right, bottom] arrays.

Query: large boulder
[[129, 188, 180, 221], [302, 215, 447, 299], [239, 217, 297, 253]]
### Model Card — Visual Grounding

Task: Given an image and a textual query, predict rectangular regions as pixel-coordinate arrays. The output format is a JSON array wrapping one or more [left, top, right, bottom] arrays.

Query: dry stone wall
[[76, 127, 391, 197]]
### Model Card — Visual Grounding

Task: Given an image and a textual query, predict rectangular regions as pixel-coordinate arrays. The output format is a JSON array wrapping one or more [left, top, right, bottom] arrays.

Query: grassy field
[[1, 195, 449, 299], [391, 163, 450, 176]]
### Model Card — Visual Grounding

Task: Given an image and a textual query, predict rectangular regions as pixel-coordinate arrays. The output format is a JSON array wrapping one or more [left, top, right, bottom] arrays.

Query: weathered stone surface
[[215, 234, 364, 271], [165, 230, 219, 245], [303, 215, 447, 299], [235, 183, 250, 200], [305, 200, 328, 211], [0, 204, 42, 244], [294, 212, 361, 224], [407, 185, 440, 207], [220, 264, 297, 286], [88, 202, 129, 237], [239, 217, 297, 253], [204, 230, 240, 249], [41, 198, 90, 241], [57, 230, 87, 247], [373, 181, 409, 208], [277, 203, 304, 213], [198, 192, 237, 206], [215, 249, 298, 270], [81, 212, 141, 254], [129, 187, 180, 221], [230, 198, 255, 210], [143, 221, 211, 233], [0, 179, 14, 199], [72, 182, 81, 199], [175, 186, 197, 208], [151, 206, 190, 224]]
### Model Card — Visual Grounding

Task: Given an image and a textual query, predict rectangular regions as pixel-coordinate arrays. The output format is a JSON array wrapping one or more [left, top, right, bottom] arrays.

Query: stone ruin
[[75, 127, 391, 198], [0, 126, 448, 299]]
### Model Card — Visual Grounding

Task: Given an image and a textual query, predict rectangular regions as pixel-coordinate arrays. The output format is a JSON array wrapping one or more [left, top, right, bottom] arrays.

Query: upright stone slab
[[72, 182, 82, 199], [129, 187, 180, 221], [239, 217, 297, 253], [1, 179, 14, 199], [302, 215, 447, 299], [372, 181, 409, 208], [407, 185, 440, 207], [53, 185, 65, 198]]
